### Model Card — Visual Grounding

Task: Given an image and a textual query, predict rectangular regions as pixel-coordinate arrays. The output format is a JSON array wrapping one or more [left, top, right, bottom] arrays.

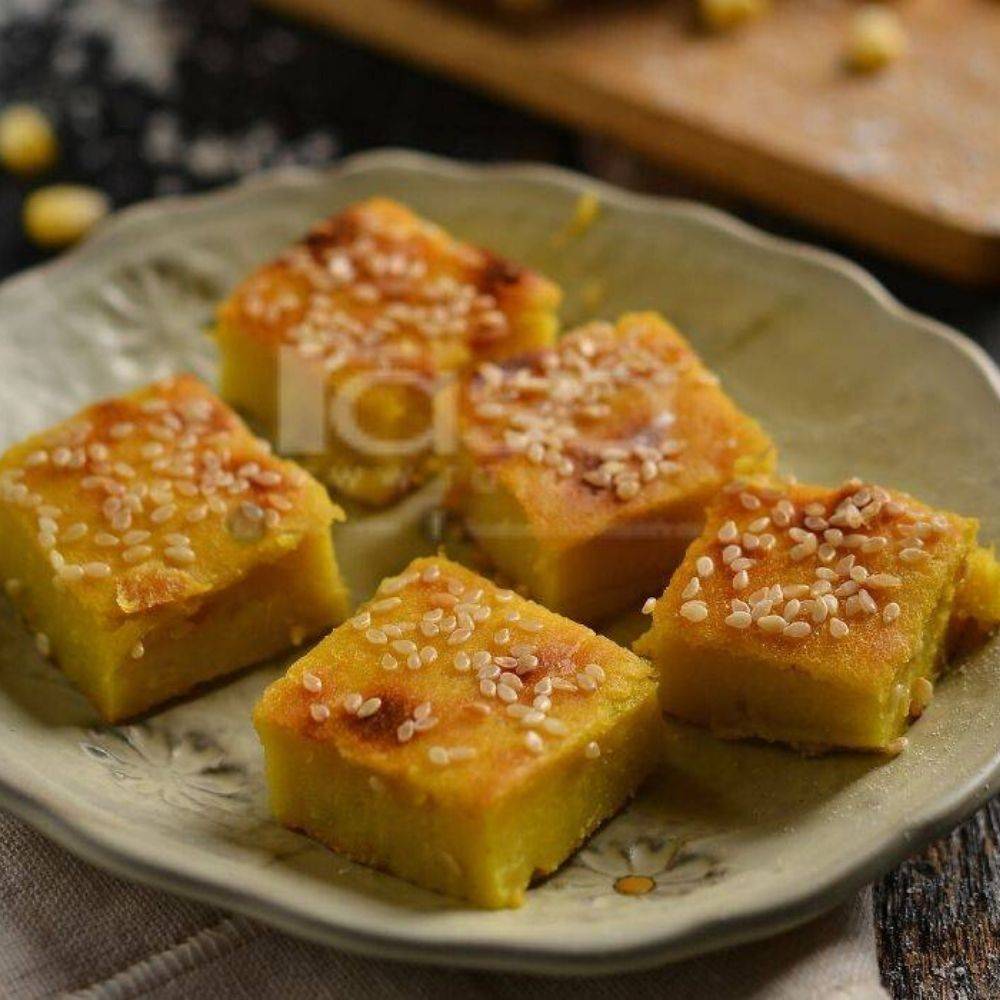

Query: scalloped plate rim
[[0, 148, 998, 975]]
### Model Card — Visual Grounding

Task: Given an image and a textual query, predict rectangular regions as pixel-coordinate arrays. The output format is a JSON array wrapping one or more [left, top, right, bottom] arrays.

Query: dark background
[[1, 1, 998, 995]]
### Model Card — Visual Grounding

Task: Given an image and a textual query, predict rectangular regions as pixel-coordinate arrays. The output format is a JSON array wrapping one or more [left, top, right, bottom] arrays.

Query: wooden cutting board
[[261, 0, 1000, 284]]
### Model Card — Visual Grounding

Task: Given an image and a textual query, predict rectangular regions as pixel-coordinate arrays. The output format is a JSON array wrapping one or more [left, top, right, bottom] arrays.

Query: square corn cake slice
[[254, 554, 661, 908], [450, 312, 776, 623], [215, 197, 562, 506], [634, 478, 1000, 753], [0, 375, 350, 722]]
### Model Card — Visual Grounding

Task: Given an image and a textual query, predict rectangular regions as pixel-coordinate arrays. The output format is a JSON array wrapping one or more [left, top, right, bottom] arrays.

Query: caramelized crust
[[456, 312, 775, 548], [0, 375, 341, 622], [219, 198, 559, 371]]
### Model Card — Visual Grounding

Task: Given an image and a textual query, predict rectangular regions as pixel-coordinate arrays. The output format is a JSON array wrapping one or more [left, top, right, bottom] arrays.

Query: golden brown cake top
[[640, 478, 977, 688], [0, 375, 340, 622], [254, 555, 656, 805], [217, 197, 560, 375], [457, 311, 774, 540]]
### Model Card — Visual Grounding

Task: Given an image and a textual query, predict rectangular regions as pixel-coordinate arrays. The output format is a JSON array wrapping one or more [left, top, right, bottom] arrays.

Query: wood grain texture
[[875, 797, 1000, 999], [258, 0, 1000, 284]]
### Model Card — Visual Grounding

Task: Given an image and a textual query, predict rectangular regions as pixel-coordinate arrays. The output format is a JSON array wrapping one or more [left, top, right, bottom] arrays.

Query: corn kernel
[[23, 185, 110, 249], [699, 0, 769, 31], [846, 6, 906, 73], [0, 104, 58, 176]]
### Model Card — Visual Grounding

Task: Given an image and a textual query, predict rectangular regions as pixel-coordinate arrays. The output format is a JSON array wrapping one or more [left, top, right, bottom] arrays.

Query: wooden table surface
[[0, 2, 998, 995]]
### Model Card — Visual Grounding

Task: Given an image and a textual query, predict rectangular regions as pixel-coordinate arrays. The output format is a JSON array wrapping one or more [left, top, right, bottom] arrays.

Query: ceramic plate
[[0, 151, 998, 975]]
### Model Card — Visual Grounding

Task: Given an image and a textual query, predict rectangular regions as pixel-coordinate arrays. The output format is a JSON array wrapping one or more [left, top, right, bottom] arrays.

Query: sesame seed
[[302, 671, 322, 693], [343, 693, 364, 714], [497, 684, 518, 703], [524, 731, 545, 754], [717, 520, 739, 543], [725, 611, 752, 629], [357, 697, 382, 719], [867, 573, 901, 589], [757, 614, 787, 634], [428, 746, 450, 766], [858, 589, 878, 615], [365, 628, 388, 645], [371, 597, 402, 613], [783, 621, 811, 638], [309, 703, 330, 723], [164, 546, 196, 565], [722, 545, 742, 566], [641, 597, 657, 614], [696, 555, 715, 578], [681, 577, 701, 600], [732, 570, 749, 591], [829, 617, 849, 638], [680, 600, 709, 622], [584, 741, 601, 759], [122, 545, 153, 564], [397, 720, 415, 742]]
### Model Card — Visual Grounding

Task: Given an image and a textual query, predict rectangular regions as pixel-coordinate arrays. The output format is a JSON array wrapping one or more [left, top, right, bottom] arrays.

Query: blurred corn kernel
[[23, 185, 110, 249], [846, 6, 906, 72], [0, 104, 58, 176], [699, 0, 769, 32]]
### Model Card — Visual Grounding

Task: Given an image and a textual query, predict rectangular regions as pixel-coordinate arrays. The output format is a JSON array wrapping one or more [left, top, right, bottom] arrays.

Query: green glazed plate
[[0, 150, 997, 974]]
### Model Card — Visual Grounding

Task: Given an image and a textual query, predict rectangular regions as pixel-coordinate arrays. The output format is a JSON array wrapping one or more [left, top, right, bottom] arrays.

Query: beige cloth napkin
[[0, 811, 887, 999]]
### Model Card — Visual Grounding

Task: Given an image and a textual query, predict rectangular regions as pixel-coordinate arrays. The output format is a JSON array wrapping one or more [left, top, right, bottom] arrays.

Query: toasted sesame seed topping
[[641, 597, 657, 614], [584, 741, 601, 759], [301, 671, 322, 693], [310, 703, 330, 722], [672, 481, 954, 645]]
